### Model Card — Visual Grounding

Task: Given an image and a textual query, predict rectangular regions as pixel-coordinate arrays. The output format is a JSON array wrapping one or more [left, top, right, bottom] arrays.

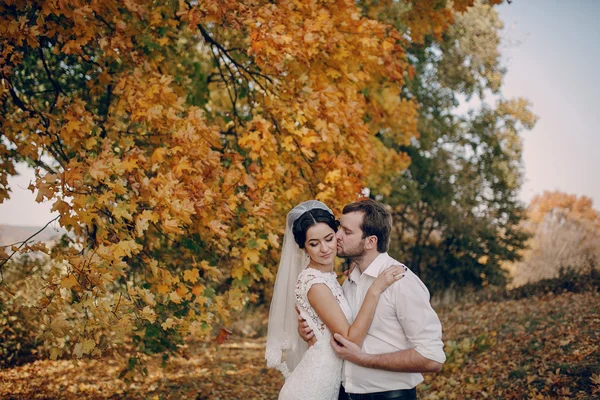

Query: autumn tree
[[364, 0, 536, 292], [0, 0, 483, 365], [528, 191, 600, 226], [509, 191, 600, 286]]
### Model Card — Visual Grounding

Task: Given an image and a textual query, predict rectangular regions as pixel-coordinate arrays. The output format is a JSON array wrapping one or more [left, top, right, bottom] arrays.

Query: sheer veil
[[265, 200, 333, 378]]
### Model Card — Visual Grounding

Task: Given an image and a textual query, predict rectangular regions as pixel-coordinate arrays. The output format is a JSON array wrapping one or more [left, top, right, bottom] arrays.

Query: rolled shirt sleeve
[[394, 276, 446, 364]]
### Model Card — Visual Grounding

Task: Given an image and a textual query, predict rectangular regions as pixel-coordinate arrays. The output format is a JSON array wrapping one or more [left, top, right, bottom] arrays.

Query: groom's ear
[[364, 235, 378, 250]]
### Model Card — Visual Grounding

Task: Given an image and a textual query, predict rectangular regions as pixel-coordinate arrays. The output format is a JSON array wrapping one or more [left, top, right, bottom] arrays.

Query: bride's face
[[304, 222, 337, 265]]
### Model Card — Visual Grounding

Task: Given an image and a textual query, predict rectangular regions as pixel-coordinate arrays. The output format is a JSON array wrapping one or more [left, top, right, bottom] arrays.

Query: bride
[[265, 200, 404, 400]]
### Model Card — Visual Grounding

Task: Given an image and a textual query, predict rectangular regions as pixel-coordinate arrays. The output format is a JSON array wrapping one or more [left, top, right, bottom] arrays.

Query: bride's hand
[[370, 265, 406, 294]]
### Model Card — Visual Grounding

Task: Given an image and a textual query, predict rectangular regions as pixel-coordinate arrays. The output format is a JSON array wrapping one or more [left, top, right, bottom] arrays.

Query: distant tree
[[510, 192, 600, 286], [528, 191, 600, 226]]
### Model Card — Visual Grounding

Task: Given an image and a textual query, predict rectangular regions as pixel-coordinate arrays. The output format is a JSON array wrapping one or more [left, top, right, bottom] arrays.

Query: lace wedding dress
[[278, 268, 353, 400]]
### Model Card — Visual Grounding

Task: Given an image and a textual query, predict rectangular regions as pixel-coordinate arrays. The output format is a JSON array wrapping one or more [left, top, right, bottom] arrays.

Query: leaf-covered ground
[[1, 291, 598, 399]]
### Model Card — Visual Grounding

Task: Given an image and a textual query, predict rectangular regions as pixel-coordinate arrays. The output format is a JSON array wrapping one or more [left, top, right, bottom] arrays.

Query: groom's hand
[[331, 333, 364, 364], [296, 305, 316, 346]]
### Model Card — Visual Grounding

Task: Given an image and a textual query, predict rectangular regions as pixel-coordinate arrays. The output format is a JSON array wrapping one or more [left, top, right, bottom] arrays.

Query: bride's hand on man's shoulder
[[342, 261, 357, 278], [371, 265, 407, 294]]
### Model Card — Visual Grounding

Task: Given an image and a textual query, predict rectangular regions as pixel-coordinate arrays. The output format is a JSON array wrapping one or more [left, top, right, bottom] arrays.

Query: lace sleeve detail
[[295, 269, 330, 337]]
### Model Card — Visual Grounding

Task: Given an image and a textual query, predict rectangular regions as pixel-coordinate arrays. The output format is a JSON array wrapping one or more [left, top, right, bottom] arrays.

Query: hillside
[[0, 224, 66, 246], [1, 290, 598, 399]]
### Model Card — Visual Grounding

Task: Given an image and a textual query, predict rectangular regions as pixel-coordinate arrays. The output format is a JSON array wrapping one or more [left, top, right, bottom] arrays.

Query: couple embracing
[[266, 199, 446, 400]]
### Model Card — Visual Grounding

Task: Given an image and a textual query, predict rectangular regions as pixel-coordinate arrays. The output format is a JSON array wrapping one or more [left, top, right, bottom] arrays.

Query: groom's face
[[336, 211, 366, 259]]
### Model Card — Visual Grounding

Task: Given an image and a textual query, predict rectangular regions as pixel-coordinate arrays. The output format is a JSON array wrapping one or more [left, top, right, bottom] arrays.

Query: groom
[[298, 198, 445, 400]]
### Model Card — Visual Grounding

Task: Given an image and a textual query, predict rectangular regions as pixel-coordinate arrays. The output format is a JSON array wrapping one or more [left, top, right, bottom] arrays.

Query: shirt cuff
[[414, 345, 446, 364]]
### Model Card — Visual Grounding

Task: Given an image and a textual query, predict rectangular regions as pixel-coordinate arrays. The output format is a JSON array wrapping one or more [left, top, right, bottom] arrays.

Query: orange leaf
[[216, 327, 232, 345]]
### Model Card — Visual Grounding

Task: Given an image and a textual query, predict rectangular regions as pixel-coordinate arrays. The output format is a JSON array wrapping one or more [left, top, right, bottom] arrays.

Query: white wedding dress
[[279, 268, 353, 400]]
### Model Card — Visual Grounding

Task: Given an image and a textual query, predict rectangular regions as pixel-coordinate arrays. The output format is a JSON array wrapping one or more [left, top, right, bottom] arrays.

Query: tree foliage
[[0, 0, 482, 362], [366, 1, 537, 291]]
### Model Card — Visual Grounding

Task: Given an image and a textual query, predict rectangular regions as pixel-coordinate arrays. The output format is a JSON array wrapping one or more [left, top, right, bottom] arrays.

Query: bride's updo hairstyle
[[292, 208, 338, 249]]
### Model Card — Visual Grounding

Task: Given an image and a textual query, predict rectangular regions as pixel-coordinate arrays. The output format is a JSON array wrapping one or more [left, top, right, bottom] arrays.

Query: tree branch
[[197, 24, 272, 93], [0, 215, 60, 271]]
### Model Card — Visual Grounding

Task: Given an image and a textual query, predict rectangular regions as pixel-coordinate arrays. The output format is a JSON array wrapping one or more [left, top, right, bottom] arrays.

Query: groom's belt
[[347, 387, 417, 400]]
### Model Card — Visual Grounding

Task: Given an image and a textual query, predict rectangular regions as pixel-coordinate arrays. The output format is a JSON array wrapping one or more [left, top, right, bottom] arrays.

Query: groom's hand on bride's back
[[295, 305, 316, 346]]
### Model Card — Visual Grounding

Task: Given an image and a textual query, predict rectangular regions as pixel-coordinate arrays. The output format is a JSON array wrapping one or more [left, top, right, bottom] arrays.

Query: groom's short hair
[[342, 198, 392, 253]]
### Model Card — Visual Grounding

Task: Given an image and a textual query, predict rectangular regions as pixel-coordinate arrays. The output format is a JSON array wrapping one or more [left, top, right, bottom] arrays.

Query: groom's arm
[[331, 275, 445, 373], [331, 334, 442, 372]]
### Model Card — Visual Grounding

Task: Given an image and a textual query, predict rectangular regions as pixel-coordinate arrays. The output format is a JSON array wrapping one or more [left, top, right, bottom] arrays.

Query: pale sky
[[0, 0, 598, 227], [498, 0, 599, 205]]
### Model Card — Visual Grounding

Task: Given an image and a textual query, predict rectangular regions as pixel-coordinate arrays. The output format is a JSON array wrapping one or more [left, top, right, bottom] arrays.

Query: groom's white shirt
[[341, 252, 446, 394]]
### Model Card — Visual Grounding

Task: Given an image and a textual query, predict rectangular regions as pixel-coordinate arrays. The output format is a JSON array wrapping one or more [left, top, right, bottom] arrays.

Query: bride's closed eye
[[309, 234, 334, 246]]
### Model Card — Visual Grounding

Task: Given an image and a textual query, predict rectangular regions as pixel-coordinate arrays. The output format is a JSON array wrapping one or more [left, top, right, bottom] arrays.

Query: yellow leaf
[[88, 159, 108, 180], [244, 249, 260, 266], [60, 274, 78, 289], [113, 202, 133, 221], [85, 137, 97, 150], [189, 321, 208, 338], [324, 169, 342, 184], [163, 218, 184, 234], [161, 317, 177, 330], [138, 288, 156, 306], [157, 283, 170, 295], [51, 199, 71, 214], [152, 147, 167, 163], [209, 220, 228, 237], [113, 240, 142, 259], [82, 339, 95, 354], [50, 316, 70, 337], [136, 210, 159, 236], [120, 158, 138, 172], [183, 268, 200, 283], [268, 233, 280, 248], [169, 291, 182, 304], [34, 182, 54, 203], [50, 348, 63, 361], [141, 306, 156, 323], [231, 266, 245, 281]]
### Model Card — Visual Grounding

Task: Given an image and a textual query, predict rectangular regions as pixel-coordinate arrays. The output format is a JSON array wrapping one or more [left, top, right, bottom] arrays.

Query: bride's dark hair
[[292, 208, 338, 249]]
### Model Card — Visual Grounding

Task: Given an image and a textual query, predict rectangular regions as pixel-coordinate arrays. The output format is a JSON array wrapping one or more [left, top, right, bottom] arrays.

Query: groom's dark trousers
[[339, 385, 417, 400]]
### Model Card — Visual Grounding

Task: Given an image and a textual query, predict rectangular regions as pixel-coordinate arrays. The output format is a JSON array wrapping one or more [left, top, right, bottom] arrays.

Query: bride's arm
[[307, 265, 404, 347]]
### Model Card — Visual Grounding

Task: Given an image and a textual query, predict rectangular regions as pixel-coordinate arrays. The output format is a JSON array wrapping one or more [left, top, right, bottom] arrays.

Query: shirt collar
[[348, 252, 390, 282]]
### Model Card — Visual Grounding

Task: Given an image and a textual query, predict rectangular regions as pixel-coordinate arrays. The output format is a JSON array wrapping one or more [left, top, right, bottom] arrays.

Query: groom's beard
[[337, 240, 366, 260]]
